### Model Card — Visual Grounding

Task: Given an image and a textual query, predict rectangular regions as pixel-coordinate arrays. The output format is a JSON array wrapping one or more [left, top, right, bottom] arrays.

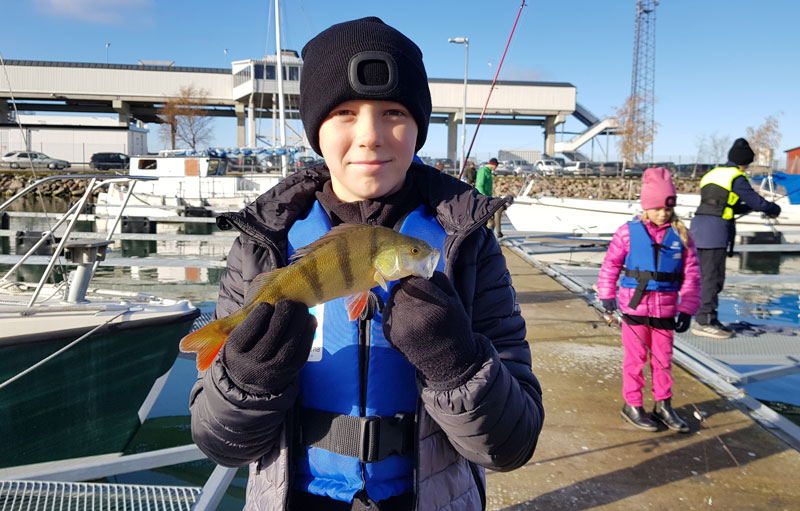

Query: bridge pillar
[[544, 114, 565, 157], [446, 113, 458, 163], [112, 100, 131, 127], [236, 103, 246, 147], [0, 101, 9, 123]]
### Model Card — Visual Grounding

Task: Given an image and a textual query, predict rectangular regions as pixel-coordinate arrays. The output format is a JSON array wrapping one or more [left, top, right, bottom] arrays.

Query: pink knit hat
[[640, 167, 677, 209]]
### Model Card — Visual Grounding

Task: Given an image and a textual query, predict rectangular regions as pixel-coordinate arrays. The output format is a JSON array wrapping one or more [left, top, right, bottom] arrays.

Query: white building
[[0, 115, 148, 164]]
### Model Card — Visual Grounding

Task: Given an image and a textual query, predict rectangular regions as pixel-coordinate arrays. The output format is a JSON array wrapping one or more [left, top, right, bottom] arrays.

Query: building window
[[266, 65, 276, 80]]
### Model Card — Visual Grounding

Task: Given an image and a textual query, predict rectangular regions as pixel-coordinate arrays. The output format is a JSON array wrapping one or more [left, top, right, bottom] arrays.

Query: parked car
[[597, 161, 621, 177], [564, 161, 597, 176], [623, 165, 645, 178], [511, 160, 533, 175], [494, 160, 516, 176], [534, 159, 564, 177], [1, 151, 70, 170], [89, 152, 129, 170]]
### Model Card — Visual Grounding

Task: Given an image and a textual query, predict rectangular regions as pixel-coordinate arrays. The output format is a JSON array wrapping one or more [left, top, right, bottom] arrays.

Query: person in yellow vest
[[689, 138, 781, 338]]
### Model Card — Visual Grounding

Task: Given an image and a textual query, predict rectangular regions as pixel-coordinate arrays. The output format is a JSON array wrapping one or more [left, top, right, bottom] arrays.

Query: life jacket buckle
[[358, 412, 414, 463]]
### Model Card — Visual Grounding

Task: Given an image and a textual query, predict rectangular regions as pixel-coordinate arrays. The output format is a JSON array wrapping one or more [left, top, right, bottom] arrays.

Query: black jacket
[[189, 163, 544, 510]]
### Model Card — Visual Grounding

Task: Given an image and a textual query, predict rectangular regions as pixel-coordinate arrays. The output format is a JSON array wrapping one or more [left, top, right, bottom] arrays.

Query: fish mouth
[[423, 249, 440, 279]]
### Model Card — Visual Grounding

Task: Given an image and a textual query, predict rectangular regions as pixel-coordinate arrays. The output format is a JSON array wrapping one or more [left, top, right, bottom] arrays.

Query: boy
[[190, 17, 544, 511]]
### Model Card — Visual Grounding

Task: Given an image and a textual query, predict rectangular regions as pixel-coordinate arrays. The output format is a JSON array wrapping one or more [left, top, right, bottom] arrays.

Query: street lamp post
[[448, 37, 469, 175], [105, 43, 110, 64]]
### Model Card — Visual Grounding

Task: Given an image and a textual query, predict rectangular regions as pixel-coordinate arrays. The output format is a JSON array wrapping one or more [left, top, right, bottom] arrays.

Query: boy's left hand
[[382, 272, 483, 388], [675, 312, 692, 333]]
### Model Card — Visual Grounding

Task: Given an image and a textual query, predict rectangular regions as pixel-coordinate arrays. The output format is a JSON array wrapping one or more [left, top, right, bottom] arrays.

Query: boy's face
[[319, 100, 418, 203]]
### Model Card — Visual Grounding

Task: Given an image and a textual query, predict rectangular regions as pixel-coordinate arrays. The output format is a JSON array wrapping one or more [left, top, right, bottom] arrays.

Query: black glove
[[675, 312, 692, 333], [601, 298, 617, 313], [382, 272, 483, 388], [221, 300, 317, 394]]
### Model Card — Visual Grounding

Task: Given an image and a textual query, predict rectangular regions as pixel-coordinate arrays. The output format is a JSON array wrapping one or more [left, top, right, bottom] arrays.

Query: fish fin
[[345, 291, 369, 321], [289, 223, 379, 262], [179, 319, 230, 371], [244, 270, 280, 306], [373, 270, 388, 291]]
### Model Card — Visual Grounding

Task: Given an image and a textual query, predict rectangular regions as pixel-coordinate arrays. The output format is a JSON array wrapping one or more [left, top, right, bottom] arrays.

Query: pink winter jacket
[[597, 217, 702, 318]]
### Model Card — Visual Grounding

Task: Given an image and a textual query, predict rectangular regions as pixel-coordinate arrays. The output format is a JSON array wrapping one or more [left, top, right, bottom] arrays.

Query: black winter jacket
[[189, 163, 544, 510]]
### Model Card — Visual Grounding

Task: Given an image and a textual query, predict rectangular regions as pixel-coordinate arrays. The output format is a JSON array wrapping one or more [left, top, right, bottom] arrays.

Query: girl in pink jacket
[[597, 167, 702, 433]]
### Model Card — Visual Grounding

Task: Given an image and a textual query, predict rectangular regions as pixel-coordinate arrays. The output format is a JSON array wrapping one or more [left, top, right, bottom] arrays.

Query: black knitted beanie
[[728, 138, 755, 166], [300, 17, 432, 155]]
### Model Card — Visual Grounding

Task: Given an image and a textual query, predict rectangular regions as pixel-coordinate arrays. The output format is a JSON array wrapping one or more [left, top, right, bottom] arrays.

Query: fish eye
[[411, 247, 419, 255]]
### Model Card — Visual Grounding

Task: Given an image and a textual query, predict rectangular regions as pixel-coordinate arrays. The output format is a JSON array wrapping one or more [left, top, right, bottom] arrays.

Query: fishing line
[[458, 0, 527, 179]]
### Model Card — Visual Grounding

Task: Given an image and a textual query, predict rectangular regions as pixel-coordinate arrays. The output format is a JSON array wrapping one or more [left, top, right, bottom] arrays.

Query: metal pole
[[275, 0, 288, 177], [461, 40, 469, 174]]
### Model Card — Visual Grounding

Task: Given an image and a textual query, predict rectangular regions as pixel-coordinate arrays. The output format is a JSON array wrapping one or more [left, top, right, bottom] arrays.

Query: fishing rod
[[458, 0, 527, 180]]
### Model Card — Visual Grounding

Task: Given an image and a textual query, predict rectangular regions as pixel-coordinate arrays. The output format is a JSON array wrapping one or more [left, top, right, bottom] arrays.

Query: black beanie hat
[[300, 17, 432, 155], [728, 138, 755, 166]]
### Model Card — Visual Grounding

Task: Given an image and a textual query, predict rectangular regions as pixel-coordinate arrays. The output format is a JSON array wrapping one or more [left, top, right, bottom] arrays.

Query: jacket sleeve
[[733, 176, 781, 216], [475, 168, 491, 196], [189, 237, 296, 467], [677, 233, 702, 315], [596, 224, 629, 300], [420, 229, 544, 472]]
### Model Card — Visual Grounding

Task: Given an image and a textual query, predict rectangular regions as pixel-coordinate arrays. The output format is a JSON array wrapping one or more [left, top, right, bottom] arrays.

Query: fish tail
[[179, 315, 238, 371]]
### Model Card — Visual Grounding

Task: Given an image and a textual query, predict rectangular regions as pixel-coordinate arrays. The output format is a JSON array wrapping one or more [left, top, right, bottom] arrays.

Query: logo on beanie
[[665, 196, 676, 207], [349, 51, 399, 95]]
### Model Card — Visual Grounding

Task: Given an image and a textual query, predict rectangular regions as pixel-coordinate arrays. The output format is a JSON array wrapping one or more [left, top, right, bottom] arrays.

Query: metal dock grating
[[0, 480, 201, 511]]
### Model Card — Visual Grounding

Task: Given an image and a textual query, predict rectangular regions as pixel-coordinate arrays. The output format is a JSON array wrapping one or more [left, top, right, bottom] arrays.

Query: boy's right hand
[[221, 300, 317, 395], [601, 298, 617, 313]]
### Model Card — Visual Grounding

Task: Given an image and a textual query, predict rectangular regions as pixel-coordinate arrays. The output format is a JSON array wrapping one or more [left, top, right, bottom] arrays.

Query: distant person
[[689, 138, 781, 339], [597, 167, 702, 433], [476, 158, 505, 237], [435, 160, 445, 171], [188, 17, 543, 510], [464, 160, 477, 186]]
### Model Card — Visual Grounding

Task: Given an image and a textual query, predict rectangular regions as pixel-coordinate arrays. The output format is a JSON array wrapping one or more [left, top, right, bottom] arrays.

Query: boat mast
[[274, 0, 288, 177]]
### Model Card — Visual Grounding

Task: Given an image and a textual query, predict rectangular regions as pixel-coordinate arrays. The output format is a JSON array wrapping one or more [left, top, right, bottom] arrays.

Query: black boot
[[620, 404, 658, 432], [652, 398, 690, 433]]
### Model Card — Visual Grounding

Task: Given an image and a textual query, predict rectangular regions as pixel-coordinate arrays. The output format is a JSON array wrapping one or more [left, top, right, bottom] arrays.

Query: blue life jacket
[[620, 221, 683, 308], [287, 200, 446, 503]]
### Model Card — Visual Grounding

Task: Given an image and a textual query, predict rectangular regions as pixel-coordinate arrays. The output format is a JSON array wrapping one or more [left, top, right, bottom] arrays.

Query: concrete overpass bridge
[[0, 58, 615, 159]]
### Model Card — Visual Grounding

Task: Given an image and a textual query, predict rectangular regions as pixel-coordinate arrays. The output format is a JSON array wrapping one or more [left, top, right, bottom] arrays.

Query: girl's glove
[[601, 298, 617, 313], [382, 272, 483, 389], [221, 300, 317, 394], [674, 312, 692, 333]]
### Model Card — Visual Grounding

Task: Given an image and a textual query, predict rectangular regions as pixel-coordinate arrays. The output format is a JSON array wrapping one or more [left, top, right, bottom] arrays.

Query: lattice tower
[[630, 0, 658, 163]]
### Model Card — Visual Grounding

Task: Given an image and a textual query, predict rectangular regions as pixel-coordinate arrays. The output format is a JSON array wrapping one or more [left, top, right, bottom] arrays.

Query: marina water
[[2, 196, 798, 507]]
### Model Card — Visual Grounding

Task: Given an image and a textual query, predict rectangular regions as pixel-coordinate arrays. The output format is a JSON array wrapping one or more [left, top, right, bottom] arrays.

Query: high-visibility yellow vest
[[697, 166, 747, 220]]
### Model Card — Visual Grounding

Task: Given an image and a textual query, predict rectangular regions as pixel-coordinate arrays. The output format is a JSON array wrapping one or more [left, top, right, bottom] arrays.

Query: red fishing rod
[[458, 0, 527, 180]]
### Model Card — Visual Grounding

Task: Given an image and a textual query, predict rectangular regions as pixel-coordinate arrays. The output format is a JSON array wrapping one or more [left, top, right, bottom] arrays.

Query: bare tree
[[746, 114, 782, 168], [708, 133, 731, 165], [158, 85, 214, 151], [695, 134, 709, 163], [615, 94, 657, 168]]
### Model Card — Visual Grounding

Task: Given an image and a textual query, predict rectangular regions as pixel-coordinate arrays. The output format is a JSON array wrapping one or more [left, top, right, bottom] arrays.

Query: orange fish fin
[[244, 270, 280, 306], [179, 320, 230, 371], [289, 223, 378, 262], [344, 291, 369, 321]]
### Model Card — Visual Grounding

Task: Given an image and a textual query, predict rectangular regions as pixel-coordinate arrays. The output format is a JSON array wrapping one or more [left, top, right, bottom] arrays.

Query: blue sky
[[3, 0, 798, 165]]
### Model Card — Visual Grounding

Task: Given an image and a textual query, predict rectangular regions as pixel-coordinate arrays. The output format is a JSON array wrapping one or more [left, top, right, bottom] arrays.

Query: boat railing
[[0, 174, 157, 307]]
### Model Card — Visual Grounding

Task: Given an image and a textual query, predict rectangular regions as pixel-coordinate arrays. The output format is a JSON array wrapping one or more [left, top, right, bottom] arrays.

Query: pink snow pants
[[621, 322, 674, 406]]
